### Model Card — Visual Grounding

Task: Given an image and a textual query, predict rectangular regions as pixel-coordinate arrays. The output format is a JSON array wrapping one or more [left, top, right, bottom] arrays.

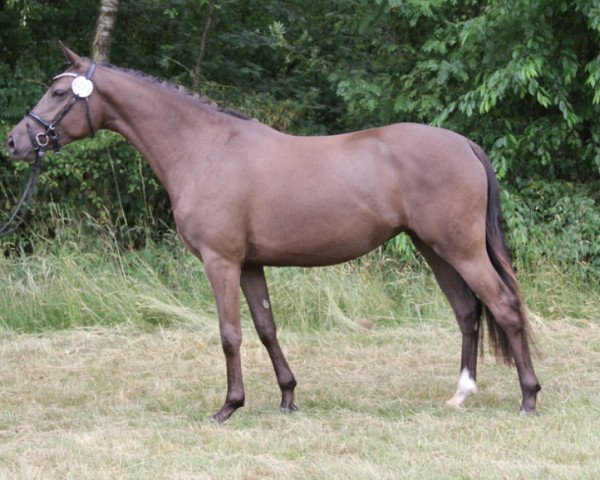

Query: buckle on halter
[[35, 132, 50, 148]]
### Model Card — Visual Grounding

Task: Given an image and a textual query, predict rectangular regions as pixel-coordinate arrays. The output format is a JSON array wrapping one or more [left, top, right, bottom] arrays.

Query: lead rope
[[0, 151, 43, 237]]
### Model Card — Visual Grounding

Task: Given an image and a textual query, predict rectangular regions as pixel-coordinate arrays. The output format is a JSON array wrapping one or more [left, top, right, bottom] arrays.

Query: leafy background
[[1, 0, 599, 274]]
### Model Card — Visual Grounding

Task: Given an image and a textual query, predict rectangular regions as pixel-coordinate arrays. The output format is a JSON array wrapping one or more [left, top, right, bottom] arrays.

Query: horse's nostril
[[7, 136, 16, 152]]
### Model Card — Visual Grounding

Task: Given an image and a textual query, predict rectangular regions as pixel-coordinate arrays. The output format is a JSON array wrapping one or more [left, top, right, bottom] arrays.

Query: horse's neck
[[99, 69, 229, 191]]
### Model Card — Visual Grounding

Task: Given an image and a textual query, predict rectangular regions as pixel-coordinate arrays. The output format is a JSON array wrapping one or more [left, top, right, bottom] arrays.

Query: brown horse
[[6, 45, 540, 423]]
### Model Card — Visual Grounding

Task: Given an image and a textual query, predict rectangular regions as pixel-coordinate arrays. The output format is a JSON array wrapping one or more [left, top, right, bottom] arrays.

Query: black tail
[[468, 141, 532, 365]]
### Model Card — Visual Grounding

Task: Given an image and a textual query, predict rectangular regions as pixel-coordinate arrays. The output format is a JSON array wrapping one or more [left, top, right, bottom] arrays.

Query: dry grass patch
[[0, 318, 599, 479]]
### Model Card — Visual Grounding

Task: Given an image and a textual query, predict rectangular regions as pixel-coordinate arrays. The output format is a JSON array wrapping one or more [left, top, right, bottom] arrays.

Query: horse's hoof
[[211, 414, 227, 424], [280, 403, 299, 414], [446, 393, 466, 412], [211, 404, 239, 424], [445, 396, 467, 410], [519, 406, 539, 417]]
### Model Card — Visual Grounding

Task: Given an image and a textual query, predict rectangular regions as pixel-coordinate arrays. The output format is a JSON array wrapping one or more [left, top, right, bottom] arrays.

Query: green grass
[[1, 227, 455, 334], [2, 225, 597, 335], [0, 226, 599, 478]]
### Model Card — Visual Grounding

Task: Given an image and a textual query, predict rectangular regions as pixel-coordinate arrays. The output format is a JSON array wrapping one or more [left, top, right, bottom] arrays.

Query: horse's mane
[[100, 63, 249, 120]]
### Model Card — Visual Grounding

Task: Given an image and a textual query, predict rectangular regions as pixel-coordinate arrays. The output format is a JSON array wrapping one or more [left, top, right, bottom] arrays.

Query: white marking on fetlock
[[262, 299, 270, 310], [446, 368, 477, 409]]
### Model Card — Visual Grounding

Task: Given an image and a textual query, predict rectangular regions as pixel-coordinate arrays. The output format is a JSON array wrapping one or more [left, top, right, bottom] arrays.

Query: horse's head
[[6, 44, 101, 161]]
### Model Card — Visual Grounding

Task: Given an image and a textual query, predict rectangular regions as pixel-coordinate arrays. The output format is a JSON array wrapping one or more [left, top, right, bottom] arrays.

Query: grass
[[0, 227, 455, 334], [2, 225, 597, 334], [0, 321, 599, 479], [0, 226, 599, 478]]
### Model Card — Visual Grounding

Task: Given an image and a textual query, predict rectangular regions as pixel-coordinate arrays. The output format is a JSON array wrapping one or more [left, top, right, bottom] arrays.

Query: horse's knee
[[255, 322, 277, 347], [220, 327, 242, 356]]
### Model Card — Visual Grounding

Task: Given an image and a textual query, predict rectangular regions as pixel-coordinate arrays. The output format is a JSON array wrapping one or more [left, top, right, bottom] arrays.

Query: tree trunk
[[91, 0, 119, 63], [193, 0, 217, 90]]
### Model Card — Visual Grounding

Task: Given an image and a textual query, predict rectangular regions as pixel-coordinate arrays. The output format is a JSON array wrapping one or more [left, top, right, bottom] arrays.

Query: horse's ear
[[59, 41, 83, 68]]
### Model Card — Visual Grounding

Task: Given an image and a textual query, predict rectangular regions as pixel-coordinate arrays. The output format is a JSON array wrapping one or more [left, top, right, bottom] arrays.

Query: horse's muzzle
[[6, 123, 35, 161]]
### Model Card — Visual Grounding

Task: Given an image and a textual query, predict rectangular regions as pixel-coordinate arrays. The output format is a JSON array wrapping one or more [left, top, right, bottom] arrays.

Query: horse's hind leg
[[451, 254, 541, 414], [411, 235, 481, 409], [241, 265, 298, 413]]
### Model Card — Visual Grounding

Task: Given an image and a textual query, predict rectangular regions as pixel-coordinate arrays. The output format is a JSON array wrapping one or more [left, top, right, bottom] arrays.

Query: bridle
[[0, 62, 97, 237], [25, 61, 97, 156]]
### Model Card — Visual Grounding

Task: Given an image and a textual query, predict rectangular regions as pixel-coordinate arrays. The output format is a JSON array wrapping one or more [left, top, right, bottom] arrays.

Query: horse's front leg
[[241, 265, 298, 413], [203, 254, 245, 423]]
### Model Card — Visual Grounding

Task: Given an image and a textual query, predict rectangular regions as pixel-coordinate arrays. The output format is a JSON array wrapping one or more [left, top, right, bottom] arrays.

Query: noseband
[[25, 62, 97, 157]]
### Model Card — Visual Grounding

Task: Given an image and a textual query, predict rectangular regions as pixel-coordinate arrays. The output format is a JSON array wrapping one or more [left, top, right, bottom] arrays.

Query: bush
[[502, 180, 600, 277]]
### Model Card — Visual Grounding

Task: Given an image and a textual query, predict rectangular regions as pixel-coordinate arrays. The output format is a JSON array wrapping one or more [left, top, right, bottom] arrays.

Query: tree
[[322, 0, 600, 182], [91, 0, 119, 62], [193, 0, 217, 90]]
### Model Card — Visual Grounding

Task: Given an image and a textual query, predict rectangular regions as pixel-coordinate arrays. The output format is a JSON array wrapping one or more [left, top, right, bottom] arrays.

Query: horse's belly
[[245, 211, 401, 267], [246, 240, 390, 267]]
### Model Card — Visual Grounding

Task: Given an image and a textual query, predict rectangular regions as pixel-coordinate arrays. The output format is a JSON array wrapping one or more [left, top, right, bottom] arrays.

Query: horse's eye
[[53, 89, 67, 98]]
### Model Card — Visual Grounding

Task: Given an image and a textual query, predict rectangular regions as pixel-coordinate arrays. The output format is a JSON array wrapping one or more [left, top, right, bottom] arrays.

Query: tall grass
[[1, 216, 598, 336], [0, 229, 451, 335], [1, 226, 211, 333]]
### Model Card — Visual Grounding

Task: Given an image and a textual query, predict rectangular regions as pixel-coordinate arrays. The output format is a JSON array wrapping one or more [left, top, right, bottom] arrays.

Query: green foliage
[[501, 180, 600, 275], [1, 131, 170, 249], [324, 0, 600, 182], [0, 0, 599, 275]]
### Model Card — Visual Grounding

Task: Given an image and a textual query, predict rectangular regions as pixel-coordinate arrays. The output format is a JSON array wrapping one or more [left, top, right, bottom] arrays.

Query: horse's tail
[[468, 140, 531, 365]]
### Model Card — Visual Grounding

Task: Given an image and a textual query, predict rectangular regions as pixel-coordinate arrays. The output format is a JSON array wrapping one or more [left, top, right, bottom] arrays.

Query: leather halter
[[25, 62, 97, 156]]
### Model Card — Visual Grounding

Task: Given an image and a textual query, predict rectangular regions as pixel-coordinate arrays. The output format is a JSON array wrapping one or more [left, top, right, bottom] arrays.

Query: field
[[1, 230, 599, 479]]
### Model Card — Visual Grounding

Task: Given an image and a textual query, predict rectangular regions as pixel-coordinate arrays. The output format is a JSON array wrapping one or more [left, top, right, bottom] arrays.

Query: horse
[[6, 44, 540, 423]]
